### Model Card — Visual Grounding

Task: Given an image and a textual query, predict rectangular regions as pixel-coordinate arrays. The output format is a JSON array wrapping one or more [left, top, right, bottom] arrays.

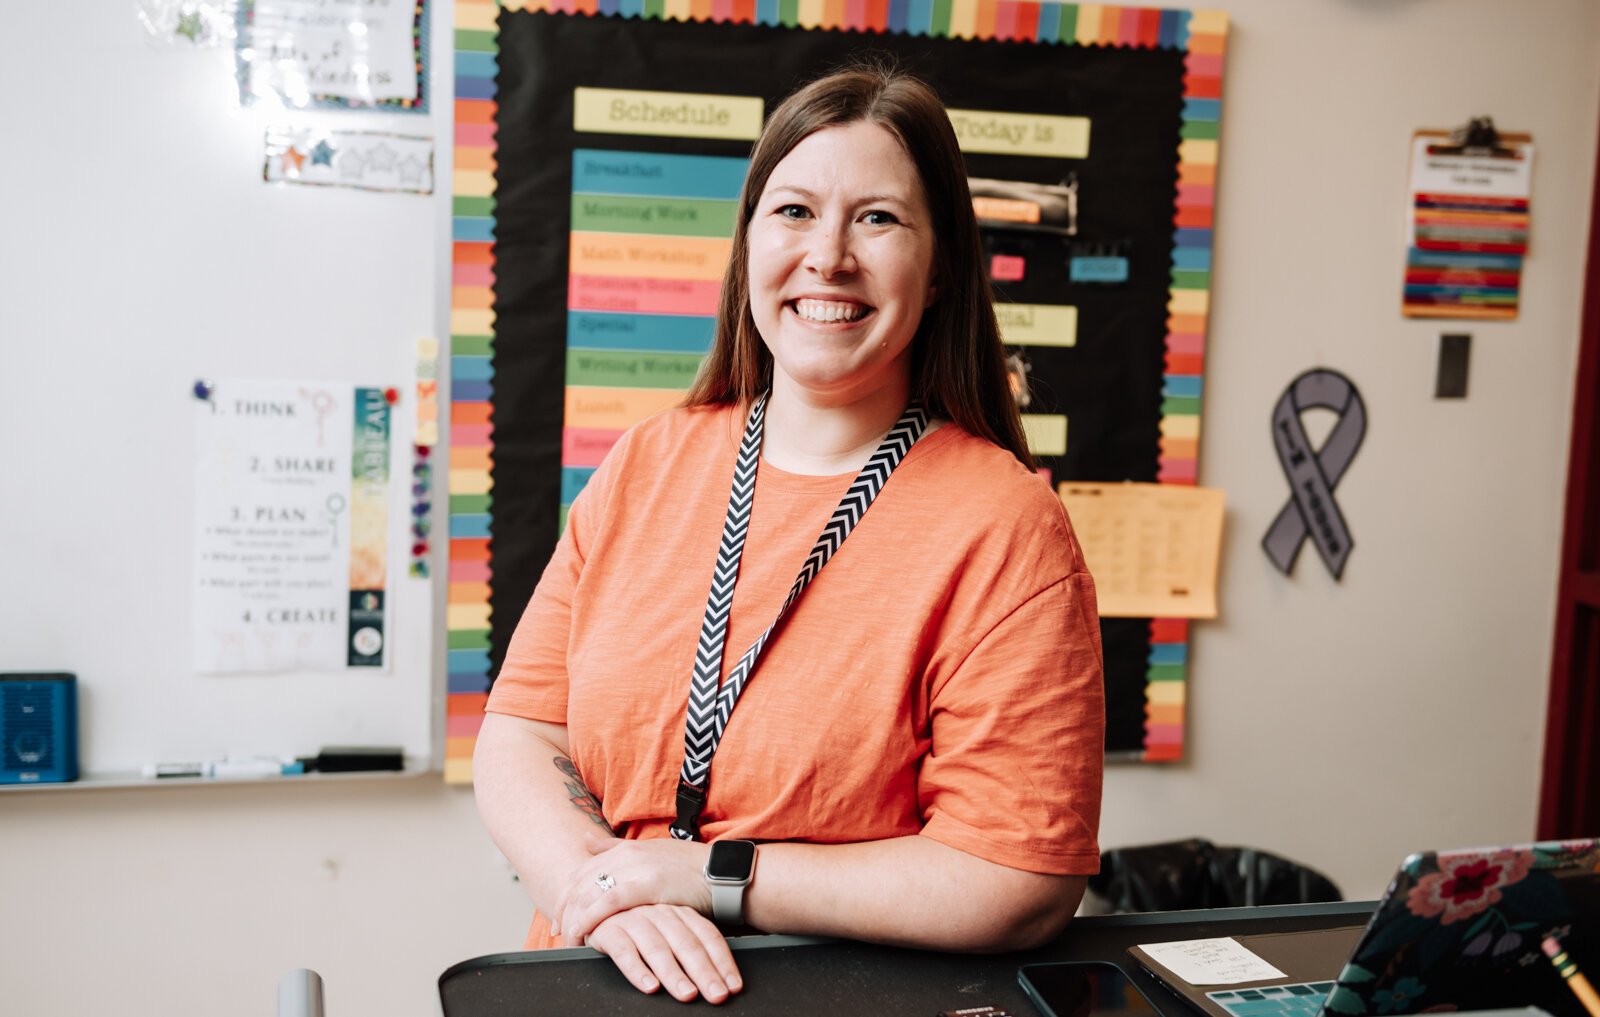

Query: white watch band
[[709, 881, 747, 925]]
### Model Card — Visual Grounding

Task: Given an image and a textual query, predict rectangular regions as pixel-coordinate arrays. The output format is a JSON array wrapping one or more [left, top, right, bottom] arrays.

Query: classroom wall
[[3, 2, 1598, 1015]]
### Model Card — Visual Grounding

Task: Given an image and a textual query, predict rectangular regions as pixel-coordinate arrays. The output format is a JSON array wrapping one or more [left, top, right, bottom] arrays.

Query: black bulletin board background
[[488, 10, 1187, 756]]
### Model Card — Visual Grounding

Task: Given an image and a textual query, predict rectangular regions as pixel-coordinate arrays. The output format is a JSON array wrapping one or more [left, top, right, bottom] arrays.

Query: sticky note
[[1020, 414, 1068, 456], [996, 303, 1078, 347], [973, 196, 1042, 223], [1070, 255, 1130, 284], [1138, 938, 1287, 986], [990, 254, 1026, 282]]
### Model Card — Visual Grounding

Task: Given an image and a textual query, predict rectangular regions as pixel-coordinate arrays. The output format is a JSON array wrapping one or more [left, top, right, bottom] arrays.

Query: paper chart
[[193, 380, 392, 673], [1059, 482, 1224, 619], [1403, 131, 1533, 321]]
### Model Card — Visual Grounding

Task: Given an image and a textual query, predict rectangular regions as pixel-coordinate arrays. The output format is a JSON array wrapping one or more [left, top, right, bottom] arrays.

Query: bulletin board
[[445, 0, 1227, 781]]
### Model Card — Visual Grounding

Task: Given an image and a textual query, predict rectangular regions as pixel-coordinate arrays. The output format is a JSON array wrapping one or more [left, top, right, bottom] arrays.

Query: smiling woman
[[689, 62, 1038, 473], [474, 62, 1106, 1007], [743, 121, 938, 453]]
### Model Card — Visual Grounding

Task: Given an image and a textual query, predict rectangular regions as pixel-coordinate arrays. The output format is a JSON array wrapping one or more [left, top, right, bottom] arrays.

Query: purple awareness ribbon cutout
[[1262, 369, 1367, 580]]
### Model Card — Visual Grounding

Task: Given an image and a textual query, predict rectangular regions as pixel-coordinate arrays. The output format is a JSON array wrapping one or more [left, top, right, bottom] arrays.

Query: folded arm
[[554, 819, 1087, 953], [475, 712, 742, 1004], [473, 712, 611, 912], [744, 836, 1086, 952]]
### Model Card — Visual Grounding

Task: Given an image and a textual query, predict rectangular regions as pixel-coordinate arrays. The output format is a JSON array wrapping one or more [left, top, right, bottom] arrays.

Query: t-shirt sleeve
[[917, 571, 1105, 876], [484, 438, 620, 724]]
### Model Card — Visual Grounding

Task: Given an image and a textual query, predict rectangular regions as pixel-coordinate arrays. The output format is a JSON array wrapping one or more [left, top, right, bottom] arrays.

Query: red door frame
[[1537, 120, 1600, 840]]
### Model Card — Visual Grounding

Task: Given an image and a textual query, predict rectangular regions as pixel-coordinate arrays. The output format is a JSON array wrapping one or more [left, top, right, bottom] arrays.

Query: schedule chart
[[561, 148, 749, 526]]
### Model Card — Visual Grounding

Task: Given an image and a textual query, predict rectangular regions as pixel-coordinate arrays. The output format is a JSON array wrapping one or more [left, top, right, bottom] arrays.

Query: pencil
[[1543, 935, 1600, 1017]]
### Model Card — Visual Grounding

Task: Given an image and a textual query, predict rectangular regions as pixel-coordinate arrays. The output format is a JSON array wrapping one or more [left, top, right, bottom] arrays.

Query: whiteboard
[[0, 7, 447, 778]]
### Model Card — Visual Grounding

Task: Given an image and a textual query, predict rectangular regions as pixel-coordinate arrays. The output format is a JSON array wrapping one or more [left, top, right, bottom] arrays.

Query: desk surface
[[439, 901, 1378, 1016]]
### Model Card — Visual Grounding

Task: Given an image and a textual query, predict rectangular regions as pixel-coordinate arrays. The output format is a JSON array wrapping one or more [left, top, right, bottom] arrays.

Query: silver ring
[[595, 873, 616, 892]]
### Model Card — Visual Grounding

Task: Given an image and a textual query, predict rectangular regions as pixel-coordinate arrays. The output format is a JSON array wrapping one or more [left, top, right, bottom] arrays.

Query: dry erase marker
[[142, 762, 204, 779], [206, 758, 305, 779], [141, 758, 304, 779], [1543, 934, 1600, 1017]]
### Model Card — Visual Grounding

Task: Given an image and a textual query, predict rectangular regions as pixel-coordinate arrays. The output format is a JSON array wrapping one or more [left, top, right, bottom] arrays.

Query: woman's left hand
[[553, 832, 715, 945]]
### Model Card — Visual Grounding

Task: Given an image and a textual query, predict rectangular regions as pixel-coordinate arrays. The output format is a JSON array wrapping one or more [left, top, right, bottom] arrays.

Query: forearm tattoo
[[553, 755, 614, 834]]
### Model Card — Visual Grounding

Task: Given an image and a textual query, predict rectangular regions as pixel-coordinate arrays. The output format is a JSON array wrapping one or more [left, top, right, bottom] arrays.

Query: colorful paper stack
[[561, 149, 748, 525], [1405, 195, 1527, 319]]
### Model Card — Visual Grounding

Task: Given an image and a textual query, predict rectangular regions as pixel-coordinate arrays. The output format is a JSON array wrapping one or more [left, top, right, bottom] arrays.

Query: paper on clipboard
[[1403, 128, 1532, 320], [1057, 482, 1224, 619]]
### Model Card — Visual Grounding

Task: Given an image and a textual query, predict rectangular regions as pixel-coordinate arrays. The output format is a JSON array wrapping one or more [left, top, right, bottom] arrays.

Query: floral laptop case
[[1324, 838, 1600, 1015]]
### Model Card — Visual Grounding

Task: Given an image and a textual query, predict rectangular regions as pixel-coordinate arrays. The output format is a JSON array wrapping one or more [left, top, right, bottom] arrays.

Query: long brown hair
[[683, 61, 1035, 470]]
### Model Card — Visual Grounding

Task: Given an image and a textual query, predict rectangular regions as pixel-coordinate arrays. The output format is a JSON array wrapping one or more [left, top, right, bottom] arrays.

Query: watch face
[[707, 840, 756, 880]]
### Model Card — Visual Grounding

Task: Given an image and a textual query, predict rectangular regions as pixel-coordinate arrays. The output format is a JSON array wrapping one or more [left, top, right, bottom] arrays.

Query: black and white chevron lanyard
[[669, 391, 929, 841]]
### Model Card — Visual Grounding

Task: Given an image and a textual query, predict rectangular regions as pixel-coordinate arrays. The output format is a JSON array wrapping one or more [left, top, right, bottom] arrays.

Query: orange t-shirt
[[486, 403, 1104, 949]]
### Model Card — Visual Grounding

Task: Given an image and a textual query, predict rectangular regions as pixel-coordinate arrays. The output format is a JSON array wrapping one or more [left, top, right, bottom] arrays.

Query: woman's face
[[746, 121, 938, 406]]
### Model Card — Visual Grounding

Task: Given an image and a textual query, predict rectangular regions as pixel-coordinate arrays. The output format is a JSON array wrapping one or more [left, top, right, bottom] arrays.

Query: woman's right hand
[[585, 904, 744, 1004]]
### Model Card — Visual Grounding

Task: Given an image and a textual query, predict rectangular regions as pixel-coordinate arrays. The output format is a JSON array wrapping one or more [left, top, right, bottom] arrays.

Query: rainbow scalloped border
[[446, 0, 1225, 782]]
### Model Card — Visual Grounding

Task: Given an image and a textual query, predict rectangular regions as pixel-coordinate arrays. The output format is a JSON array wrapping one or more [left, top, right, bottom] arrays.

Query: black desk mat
[[440, 903, 1378, 1016]]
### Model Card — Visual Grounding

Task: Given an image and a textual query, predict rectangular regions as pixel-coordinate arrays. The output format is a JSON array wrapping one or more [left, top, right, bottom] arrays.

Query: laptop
[[1127, 838, 1600, 1017]]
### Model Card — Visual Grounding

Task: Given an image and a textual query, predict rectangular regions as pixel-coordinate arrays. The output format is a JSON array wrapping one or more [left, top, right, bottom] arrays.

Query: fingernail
[[728, 977, 743, 992], [710, 981, 728, 998], [678, 981, 694, 997], [643, 976, 659, 991]]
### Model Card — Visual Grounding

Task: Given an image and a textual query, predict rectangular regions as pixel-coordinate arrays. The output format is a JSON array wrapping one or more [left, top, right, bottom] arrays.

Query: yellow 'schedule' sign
[[574, 87, 765, 142]]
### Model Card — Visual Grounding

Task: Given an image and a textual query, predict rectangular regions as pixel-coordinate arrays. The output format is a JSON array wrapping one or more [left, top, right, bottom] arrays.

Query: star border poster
[[444, 0, 1228, 782]]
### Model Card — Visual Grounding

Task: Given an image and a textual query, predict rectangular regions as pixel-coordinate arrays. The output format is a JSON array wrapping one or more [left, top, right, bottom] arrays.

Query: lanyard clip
[[671, 780, 707, 841]]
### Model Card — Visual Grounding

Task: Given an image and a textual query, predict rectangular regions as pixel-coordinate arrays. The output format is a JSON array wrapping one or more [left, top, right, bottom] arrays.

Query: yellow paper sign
[[574, 87, 764, 141], [997, 303, 1078, 347], [1021, 414, 1068, 457], [1058, 482, 1226, 619], [946, 109, 1090, 159]]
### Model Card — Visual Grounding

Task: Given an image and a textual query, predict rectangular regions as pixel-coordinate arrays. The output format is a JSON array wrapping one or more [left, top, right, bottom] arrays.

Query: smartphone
[[1017, 961, 1164, 1017]]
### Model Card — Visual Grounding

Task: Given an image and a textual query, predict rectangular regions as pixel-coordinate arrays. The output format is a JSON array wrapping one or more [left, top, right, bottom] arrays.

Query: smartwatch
[[704, 839, 758, 925]]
